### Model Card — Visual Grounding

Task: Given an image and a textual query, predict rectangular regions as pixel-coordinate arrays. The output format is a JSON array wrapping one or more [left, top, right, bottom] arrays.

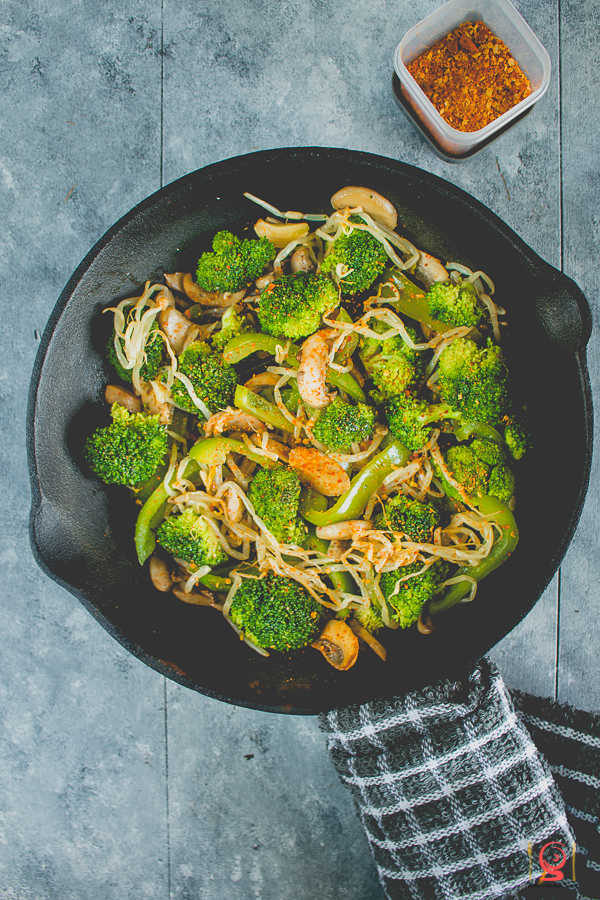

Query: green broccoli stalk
[[248, 466, 308, 545], [210, 305, 253, 351], [312, 398, 375, 453], [375, 494, 440, 543], [196, 231, 276, 293], [156, 508, 228, 568], [257, 272, 339, 339], [229, 574, 322, 651], [360, 320, 426, 399], [321, 220, 388, 295], [380, 559, 449, 628], [107, 320, 163, 385], [426, 282, 483, 328], [84, 403, 168, 487], [170, 341, 237, 414]]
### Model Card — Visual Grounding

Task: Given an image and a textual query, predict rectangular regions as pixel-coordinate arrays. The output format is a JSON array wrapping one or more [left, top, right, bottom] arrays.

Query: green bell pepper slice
[[135, 436, 276, 565], [452, 420, 506, 446], [234, 384, 295, 434], [134, 454, 203, 565], [382, 271, 453, 333], [301, 440, 411, 527], [187, 434, 272, 468], [429, 495, 519, 614], [223, 332, 367, 403]]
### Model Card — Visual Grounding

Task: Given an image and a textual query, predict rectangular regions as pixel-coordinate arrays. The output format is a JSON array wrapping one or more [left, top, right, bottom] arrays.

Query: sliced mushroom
[[182, 273, 218, 305], [172, 585, 217, 606], [348, 619, 387, 661], [413, 252, 449, 289], [204, 407, 267, 437], [254, 219, 310, 248], [255, 272, 275, 291], [290, 245, 316, 274], [154, 286, 176, 310], [158, 306, 199, 355], [149, 556, 173, 592], [417, 610, 435, 634], [312, 620, 359, 670], [288, 447, 350, 497], [330, 186, 398, 230], [181, 273, 244, 309], [164, 272, 186, 292], [104, 384, 142, 413], [244, 372, 280, 392], [139, 379, 172, 425]]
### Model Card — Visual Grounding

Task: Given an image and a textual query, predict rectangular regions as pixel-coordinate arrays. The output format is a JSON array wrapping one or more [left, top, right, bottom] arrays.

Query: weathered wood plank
[[489, 576, 559, 698], [165, 683, 385, 900], [0, 1, 168, 897], [407, 0, 564, 695], [554, 0, 600, 713]]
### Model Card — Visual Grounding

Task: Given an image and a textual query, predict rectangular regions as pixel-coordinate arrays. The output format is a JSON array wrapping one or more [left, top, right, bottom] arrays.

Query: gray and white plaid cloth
[[320, 658, 574, 900]]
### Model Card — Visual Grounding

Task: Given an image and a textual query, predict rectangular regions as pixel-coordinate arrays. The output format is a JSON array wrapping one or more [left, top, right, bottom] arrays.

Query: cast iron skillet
[[27, 148, 593, 715]]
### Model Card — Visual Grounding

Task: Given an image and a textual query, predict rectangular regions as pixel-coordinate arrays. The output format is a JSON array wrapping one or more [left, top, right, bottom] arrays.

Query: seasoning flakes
[[407, 21, 531, 132]]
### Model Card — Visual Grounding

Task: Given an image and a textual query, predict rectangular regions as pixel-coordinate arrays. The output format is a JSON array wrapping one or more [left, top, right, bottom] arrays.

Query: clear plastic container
[[393, 0, 551, 157]]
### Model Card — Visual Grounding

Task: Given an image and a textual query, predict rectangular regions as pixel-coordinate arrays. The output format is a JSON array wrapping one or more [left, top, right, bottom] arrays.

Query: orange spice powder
[[407, 21, 531, 132]]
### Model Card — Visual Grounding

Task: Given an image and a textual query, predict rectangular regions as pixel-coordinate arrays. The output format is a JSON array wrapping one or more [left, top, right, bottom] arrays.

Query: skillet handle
[[534, 268, 592, 354]]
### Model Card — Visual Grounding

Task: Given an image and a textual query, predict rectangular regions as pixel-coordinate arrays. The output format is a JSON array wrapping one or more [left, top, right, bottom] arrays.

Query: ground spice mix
[[407, 21, 531, 132]]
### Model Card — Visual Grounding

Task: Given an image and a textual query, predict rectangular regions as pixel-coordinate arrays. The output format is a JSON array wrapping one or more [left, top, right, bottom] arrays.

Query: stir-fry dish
[[84, 186, 529, 671]]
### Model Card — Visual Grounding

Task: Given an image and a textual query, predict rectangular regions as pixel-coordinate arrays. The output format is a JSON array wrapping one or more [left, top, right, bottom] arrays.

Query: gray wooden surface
[[1, 1, 598, 897]]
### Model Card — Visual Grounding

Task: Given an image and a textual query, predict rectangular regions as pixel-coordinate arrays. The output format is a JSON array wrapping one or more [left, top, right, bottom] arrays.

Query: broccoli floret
[[504, 412, 531, 461], [156, 508, 228, 568], [321, 221, 388, 295], [248, 467, 308, 545], [380, 560, 449, 629], [488, 465, 516, 504], [383, 394, 445, 451], [437, 338, 509, 427], [360, 321, 425, 398], [427, 282, 482, 328], [84, 403, 168, 487], [444, 445, 490, 500], [376, 494, 440, 543], [438, 442, 515, 504], [258, 272, 338, 339], [312, 398, 375, 453], [196, 231, 276, 293], [354, 602, 384, 634], [210, 305, 253, 351], [107, 321, 163, 385], [169, 341, 237, 414], [229, 574, 322, 651], [469, 437, 506, 467]]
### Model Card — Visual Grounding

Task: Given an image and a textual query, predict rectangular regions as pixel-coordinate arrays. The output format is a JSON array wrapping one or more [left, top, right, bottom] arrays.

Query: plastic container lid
[[393, 0, 551, 157]]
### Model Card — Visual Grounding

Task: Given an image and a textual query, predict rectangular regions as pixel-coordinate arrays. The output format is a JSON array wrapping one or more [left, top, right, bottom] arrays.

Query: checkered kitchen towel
[[511, 690, 600, 899], [320, 658, 584, 900]]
